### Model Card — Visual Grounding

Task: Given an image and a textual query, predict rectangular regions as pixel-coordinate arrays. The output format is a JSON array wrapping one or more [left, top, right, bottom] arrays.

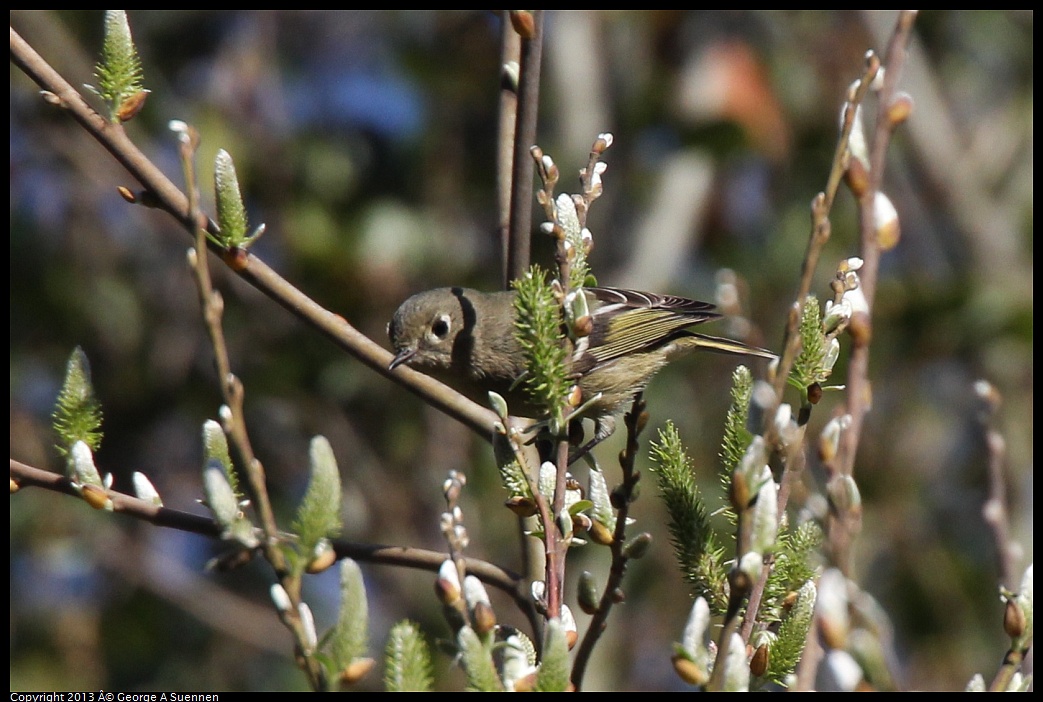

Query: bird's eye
[[431, 315, 451, 340]]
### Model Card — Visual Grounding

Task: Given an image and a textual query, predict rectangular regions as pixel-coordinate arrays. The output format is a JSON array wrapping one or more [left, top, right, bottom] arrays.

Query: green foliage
[[765, 580, 817, 685], [720, 632, 751, 691], [650, 422, 727, 611], [384, 620, 433, 692], [202, 419, 238, 496], [768, 521, 824, 616], [586, 465, 616, 533], [89, 10, 145, 123], [719, 365, 755, 481], [456, 625, 504, 692], [202, 460, 258, 548], [790, 296, 832, 392], [214, 150, 250, 247], [551, 193, 590, 292], [492, 431, 533, 502], [752, 519, 823, 657], [696, 547, 731, 615], [534, 619, 571, 692], [328, 559, 369, 678], [512, 266, 569, 433], [292, 436, 344, 564], [52, 347, 103, 458]]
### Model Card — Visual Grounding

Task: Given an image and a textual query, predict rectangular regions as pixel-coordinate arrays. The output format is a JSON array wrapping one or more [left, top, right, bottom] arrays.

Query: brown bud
[[1004, 597, 1026, 640], [305, 547, 337, 574], [117, 186, 137, 203], [672, 654, 709, 686], [116, 90, 150, 122], [874, 192, 901, 250], [886, 92, 914, 126], [435, 575, 461, 606], [587, 519, 615, 546], [730, 471, 750, 511], [472, 601, 497, 635], [567, 384, 583, 408], [81, 483, 111, 510], [610, 587, 626, 604], [819, 615, 848, 650], [504, 495, 538, 518], [11, 478, 21, 493], [750, 643, 770, 678], [876, 215, 901, 251], [339, 657, 376, 685], [565, 627, 579, 650], [222, 246, 250, 272], [509, 10, 536, 39], [844, 155, 870, 198], [807, 382, 823, 405], [572, 315, 593, 338]]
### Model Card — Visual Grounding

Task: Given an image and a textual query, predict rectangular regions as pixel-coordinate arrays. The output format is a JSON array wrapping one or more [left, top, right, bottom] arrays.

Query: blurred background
[[10, 10, 1032, 691]]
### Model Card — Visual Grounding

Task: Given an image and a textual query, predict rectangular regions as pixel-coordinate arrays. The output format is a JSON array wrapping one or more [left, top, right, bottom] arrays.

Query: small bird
[[388, 286, 774, 448]]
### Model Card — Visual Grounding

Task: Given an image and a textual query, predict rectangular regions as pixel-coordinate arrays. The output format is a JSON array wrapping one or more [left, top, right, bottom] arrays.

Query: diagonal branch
[[10, 25, 499, 442]]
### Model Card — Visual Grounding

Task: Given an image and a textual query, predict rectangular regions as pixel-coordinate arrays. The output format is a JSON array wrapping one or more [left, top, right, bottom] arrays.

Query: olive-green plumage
[[388, 286, 774, 443]]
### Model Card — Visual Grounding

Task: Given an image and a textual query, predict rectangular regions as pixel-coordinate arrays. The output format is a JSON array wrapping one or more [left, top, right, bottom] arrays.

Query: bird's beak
[[388, 346, 417, 371]]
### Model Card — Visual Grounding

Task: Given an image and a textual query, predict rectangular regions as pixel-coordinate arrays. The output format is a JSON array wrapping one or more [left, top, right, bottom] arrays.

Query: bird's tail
[[680, 331, 777, 360]]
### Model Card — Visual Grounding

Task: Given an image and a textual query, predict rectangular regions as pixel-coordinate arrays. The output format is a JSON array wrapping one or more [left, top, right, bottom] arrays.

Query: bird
[[387, 285, 774, 451]]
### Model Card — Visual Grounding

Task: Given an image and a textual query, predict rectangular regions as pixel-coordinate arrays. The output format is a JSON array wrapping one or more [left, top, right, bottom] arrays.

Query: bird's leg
[[567, 415, 616, 465]]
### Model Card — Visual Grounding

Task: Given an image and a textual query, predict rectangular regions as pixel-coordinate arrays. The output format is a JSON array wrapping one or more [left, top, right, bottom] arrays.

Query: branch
[[570, 395, 647, 690], [497, 14, 521, 288], [9, 25, 499, 442], [10, 457, 538, 634], [505, 10, 543, 284], [11, 458, 221, 537], [837, 10, 918, 476], [831, 10, 917, 574]]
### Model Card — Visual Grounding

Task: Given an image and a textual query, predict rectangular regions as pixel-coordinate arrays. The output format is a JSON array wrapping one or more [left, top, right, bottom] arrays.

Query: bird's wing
[[573, 287, 721, 371]]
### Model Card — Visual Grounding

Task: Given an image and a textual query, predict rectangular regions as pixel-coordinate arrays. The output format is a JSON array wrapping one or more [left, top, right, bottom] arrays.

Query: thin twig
[[11, 458, 221, 536], [768, 52, 880, 404], [174, 125, 329, 688], [505, 10, 543, 284], [831, 10, 917, 574], [837, 11, 917, 472], [740, 426, 808, 643], [570, 395, 646, 691], [497, 15, 521, 289]]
